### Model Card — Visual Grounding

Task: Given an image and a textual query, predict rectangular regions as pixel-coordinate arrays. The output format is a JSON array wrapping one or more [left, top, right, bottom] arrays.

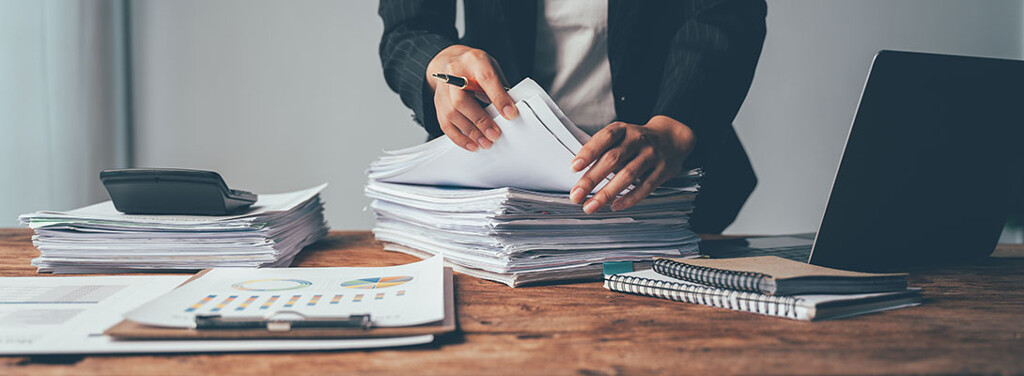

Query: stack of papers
[[367, 179, 700, 286], [366, 79, 701, 286], [0, 275, 432, 355], [18, 185, 329, 273]]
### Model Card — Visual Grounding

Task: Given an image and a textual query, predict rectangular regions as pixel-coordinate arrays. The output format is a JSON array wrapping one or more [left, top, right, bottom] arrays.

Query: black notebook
[[653, 256, 908, 296]]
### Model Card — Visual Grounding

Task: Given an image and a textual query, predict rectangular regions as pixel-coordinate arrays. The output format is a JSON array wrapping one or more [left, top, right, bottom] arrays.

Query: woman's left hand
[[569, 115, 696, 214]]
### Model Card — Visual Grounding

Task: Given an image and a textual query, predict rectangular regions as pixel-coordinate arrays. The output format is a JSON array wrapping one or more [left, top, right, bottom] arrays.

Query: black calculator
[[100, 168, 257, 215]]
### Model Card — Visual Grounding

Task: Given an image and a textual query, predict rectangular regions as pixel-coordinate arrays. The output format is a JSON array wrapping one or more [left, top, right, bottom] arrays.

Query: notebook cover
[[606, 269, 921, 321], [658, 256, 906, 280]]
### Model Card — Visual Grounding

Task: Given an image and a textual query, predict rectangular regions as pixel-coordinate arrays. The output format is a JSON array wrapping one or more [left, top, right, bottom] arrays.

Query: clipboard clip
[[195, 311, 372, 331]]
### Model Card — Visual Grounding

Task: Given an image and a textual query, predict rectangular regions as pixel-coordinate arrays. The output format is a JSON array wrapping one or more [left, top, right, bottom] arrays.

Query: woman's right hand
[[426, 45, 518, 151]]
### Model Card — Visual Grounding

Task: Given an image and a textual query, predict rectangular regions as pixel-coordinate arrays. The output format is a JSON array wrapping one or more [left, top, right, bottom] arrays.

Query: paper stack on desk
[[18, 185, 329, 273], [366, 79, 701, 286]]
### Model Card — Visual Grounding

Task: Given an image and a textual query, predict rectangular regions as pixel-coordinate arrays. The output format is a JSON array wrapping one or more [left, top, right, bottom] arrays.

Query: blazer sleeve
[[378, 0, 459, 138], [652, 0, 767, 155]]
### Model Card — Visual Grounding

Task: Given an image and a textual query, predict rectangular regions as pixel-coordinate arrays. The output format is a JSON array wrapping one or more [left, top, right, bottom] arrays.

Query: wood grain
[[1, 228, 1022, 375]]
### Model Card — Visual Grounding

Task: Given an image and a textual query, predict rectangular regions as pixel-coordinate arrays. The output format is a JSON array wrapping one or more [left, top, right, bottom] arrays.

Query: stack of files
[[18, 184, 329, 274], [366, 79, 701, 286], [604, 256, 922, 321]]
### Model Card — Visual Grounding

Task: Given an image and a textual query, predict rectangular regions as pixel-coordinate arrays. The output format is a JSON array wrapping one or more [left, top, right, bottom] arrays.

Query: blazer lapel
[[607, 0, 639, 82], [500, 0, 537, 81]]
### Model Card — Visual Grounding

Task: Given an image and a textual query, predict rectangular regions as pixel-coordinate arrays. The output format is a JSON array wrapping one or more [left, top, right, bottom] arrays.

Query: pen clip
[[195, 312, 372, 331], [432, 73, 510, 92]]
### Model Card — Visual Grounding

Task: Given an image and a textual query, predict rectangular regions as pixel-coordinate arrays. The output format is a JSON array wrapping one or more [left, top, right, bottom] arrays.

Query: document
[[18, 185, 330, 273], [0, 275, 432, 354], [364, 79, 703, 286], [126, 256, 445, 328], [22, 184, 328, 228], [368, 79, 605, 193], [365, 179, 700, 286]]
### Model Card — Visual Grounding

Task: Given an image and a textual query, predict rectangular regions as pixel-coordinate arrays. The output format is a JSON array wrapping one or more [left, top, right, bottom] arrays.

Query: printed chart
[[340, 276, 413, 289], [182, 289, 409, 313], [125, 257, 444, 329], [231, 279, 312, 292]]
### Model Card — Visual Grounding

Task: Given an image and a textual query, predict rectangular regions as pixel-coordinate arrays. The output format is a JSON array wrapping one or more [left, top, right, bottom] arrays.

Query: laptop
[[702, 50, 1024, 272]]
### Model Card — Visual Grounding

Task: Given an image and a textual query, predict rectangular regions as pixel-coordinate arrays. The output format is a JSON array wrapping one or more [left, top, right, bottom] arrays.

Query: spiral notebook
[[604, 269, 921, 321], [653, 256, 908, 296]]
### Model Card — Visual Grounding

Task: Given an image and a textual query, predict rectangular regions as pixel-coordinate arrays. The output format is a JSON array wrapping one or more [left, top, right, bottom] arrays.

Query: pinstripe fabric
[[377, 0, 766, 232], [378, 0, 458, 137]]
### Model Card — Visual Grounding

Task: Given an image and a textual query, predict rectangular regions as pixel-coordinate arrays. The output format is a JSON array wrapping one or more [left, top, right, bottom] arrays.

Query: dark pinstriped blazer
[[378, 0, 766, 233]]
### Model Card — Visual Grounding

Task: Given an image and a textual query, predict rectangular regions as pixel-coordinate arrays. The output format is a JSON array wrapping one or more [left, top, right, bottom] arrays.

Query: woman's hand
[[426, 45, 518, 151], [569, 115, 696, 213]]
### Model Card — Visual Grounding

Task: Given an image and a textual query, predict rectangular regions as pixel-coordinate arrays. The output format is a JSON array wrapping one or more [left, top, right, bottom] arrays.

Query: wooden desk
[[1, 229, 1022, 375]]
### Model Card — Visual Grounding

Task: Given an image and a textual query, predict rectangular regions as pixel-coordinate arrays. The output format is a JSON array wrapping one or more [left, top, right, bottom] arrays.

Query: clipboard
[[105, 267, 456, 340]]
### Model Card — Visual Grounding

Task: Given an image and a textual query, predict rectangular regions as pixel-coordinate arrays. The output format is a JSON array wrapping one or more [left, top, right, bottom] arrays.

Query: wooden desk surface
[[1, 228, 1022, 375]]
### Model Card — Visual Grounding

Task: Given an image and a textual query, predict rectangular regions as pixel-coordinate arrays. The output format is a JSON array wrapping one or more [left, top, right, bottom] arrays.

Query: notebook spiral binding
[[653, 258, 771, 293], [606, 273, 803, 319]]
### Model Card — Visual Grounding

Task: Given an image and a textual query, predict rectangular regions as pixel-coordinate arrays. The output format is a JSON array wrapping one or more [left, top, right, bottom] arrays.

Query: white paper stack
[[366, 79, 701, 286], [18, 185, 329, 273], [366, 179, 700, 286]]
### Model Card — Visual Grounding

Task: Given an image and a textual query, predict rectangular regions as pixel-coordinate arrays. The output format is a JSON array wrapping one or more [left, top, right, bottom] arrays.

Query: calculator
[[100, 168, 257, 215]]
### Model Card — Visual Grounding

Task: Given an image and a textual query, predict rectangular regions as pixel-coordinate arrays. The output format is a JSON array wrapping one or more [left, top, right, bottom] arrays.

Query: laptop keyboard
[[704, 244, 813, 262]]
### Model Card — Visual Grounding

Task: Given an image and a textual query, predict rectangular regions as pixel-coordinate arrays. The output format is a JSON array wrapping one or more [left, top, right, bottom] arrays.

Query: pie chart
[[340, 276, 413, 289], [232, 278, 312, 291]]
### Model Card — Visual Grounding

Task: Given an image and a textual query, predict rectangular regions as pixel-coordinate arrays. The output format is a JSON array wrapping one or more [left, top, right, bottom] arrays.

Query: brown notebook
[[653, 256, 907, 295], [106, 268, 456, 340]]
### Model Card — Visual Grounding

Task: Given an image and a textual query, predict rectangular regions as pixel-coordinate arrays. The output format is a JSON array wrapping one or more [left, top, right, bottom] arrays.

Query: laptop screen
[[808, 50, 1024, 271]]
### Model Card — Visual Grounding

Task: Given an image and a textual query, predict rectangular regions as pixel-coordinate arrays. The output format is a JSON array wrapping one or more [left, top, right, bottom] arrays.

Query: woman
[[379, 0, 766, 233]]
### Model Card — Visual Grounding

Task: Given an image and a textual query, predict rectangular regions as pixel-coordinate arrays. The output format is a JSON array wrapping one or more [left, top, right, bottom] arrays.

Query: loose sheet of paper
[[368, 79, 609, 193], [126, 256, 445, 328], [0, 275, 432, 355]]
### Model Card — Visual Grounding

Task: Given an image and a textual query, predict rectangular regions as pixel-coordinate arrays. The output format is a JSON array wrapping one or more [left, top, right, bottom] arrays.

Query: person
[[378, 0, 766, 233]]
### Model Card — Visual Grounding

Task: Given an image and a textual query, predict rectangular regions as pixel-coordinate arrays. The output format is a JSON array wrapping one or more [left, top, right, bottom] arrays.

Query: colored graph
[[307, 295, 322, 306], [232, 279, 312, 291], [340, 276, 413, 289], [260, 295, 280, 310], [235, 295, 259, 311], [185, 295, 216, 312], [211, 295, 237, 312]]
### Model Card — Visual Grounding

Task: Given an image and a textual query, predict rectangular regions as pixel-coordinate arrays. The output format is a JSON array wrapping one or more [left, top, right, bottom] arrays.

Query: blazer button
[[618, 96, 627, 102]]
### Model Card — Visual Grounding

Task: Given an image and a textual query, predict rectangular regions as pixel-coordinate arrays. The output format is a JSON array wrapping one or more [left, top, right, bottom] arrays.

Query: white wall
[[130, 0, 425, 230], [11, 0, 1015, 232], [728, 0, 1024, 234], [0, 0, 128, 226]]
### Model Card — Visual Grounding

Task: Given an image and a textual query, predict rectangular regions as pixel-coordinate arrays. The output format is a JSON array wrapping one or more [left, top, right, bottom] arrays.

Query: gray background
[[3, 0, 1023, 236]]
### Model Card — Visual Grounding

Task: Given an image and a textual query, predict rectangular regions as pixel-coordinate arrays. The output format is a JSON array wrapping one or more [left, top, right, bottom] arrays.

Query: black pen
[[432, 73, 510, 93]]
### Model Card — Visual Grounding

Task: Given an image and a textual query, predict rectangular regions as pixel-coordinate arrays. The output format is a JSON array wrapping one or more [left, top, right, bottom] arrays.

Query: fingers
[[474, 62, 518, 120], [575, 142, 639, 203], [570, 129, 632, 204], [439, 114, 478, 152], [449, 89, 500, 148], [582, 147, 657, 214], [611, 163, 669, 212], [571, 125, 625, 172], [435, 86, 479, 151], [431, 47, 513, 149]]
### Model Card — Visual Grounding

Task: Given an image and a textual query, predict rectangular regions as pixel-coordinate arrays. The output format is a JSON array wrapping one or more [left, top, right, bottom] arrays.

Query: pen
[[432, 73, 509, 93]]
